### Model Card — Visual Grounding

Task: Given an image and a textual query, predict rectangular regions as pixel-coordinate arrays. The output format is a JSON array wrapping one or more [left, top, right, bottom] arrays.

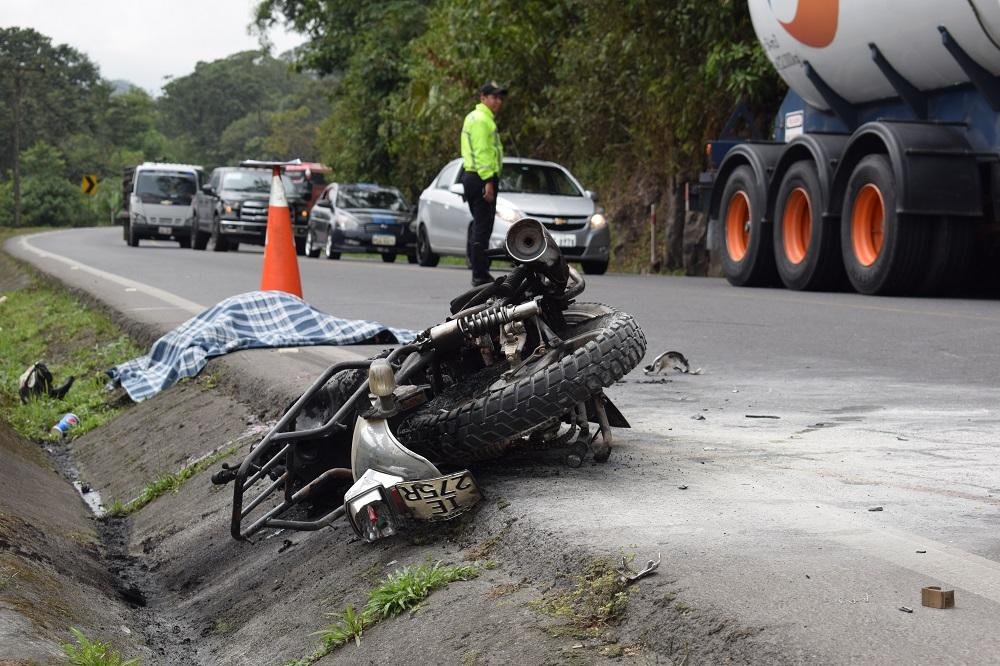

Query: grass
[[105, 442, 241, 517], [284, 561, 479, 665], [62, 627, 139, 666], [0, 228, 143, 441], [531, 557, 632, 640]]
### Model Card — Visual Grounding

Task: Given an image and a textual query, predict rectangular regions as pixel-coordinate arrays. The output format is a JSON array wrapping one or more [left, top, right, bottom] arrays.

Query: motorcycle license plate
[[394, 471, 482, 521], [550, 232, 576, 248], [158, 226, 172, 235], [372, 234, 396, 246]]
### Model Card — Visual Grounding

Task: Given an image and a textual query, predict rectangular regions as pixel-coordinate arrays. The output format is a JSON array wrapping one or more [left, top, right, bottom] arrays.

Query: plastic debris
[[619, 554, 660, 584], [678, 485, 688, 490], [899, 606, 913, 613], [643, 350, 702, 375], [868, 506, 884, 512], [745, 414, 780, 419]]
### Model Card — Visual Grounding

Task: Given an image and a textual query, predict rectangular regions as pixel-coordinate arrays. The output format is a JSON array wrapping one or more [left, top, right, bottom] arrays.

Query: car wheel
[[381, 253, 397, 263], [581, 260, 608, 275], [208, 219, 228, 252], [304, 230, 321, 258], [324, 230, 341, 260], [178, 235, 191, 249], [416, 225, 440, 267]]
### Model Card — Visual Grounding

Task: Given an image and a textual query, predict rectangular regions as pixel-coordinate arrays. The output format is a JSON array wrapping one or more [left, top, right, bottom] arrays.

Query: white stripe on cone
[[269, 173, 288, 208]]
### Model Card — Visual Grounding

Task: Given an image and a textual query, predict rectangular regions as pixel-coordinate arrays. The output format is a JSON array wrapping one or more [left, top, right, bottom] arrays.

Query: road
[[8, 227, 1000, 663]]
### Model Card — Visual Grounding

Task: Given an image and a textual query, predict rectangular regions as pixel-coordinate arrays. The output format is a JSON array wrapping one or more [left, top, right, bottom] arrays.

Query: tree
[[0, 28, 105, 226]]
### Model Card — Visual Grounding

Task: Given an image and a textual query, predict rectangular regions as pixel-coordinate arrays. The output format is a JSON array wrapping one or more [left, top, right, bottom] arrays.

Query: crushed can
[[51, 413, 80, 438]]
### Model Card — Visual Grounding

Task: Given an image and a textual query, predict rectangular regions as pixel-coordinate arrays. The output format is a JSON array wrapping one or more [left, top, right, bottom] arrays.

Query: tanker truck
[[706, 0, 1000, 295]]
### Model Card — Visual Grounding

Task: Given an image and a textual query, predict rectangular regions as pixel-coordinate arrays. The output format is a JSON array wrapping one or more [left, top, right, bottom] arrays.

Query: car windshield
[[499, 164, 582, 196], [135, 172, 197, 205], [336, 186, 407, 211], [222, 171, 293, 194]]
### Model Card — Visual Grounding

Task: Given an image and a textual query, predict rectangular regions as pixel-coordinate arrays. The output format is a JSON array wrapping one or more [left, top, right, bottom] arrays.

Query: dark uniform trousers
[[462, 170, 498, 280]]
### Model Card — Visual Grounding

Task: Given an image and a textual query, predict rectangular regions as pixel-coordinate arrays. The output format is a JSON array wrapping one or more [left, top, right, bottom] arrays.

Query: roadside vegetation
[[285, 561, 479, 665], [0, 229, 142, 441], [62, 627, 139, 666]]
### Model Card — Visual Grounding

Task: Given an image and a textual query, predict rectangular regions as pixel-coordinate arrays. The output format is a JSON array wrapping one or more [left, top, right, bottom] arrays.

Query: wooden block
[[921, 586, 955, 609]]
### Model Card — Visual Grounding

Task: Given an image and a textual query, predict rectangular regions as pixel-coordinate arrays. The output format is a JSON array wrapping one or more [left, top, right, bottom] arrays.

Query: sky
[[1, 0, 306, 95]]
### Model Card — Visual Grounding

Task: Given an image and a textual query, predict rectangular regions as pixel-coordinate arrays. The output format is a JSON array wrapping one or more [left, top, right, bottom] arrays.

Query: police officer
[[461, 81, 506, 286]]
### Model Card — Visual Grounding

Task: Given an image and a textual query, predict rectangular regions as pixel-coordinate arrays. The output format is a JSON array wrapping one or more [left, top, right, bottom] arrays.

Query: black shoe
[[471, 273, 495, 287]]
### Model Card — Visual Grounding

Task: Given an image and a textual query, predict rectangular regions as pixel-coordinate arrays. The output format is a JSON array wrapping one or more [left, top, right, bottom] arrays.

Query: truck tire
[[127, 222, 140, 247], [192, 224, 208, 250], [720, 165, 777, 286], [840, 154, 929, 295], [917, 217, 974, 295], [295, 237, 306, 256], [773, 161, 843, 291], [208, 220, 229, 252], [397, 302, 646, 464]]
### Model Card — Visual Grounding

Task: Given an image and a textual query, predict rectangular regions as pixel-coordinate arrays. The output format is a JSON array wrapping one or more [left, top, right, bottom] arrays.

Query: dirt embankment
[[1, 247, 782, 665]]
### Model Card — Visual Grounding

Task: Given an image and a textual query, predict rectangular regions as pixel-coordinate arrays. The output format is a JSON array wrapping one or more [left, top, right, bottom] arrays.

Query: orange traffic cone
[[259, 166, 303, 298]]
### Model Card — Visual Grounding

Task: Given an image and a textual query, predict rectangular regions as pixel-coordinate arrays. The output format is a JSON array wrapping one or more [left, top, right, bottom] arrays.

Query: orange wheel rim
[[782, 187, 812, 264], [725, 191, 751, 262], [852, 184, 885, 266]]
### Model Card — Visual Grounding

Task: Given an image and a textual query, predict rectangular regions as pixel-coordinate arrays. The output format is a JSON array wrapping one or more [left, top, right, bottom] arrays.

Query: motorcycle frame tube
[[231, 344, 420, 540]]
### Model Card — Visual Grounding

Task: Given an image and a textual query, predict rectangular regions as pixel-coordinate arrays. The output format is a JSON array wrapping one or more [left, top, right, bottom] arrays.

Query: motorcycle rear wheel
[[398, 302, 646, 464]]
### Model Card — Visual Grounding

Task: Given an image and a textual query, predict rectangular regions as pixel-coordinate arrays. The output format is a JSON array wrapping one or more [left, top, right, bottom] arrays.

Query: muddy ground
[[0, 251, 782, 665]]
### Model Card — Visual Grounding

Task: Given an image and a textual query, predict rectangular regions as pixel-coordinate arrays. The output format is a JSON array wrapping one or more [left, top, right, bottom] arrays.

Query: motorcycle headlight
[[495, 202, 523, 223], [589, 213, 607, 230]]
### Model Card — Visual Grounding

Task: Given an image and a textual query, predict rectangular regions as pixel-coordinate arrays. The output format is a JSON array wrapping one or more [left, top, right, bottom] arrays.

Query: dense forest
[[0, 1, 783, 271]]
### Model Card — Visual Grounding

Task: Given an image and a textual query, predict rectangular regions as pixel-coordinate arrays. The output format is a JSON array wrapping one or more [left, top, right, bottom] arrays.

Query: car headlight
[[495, 202, 523, 223], [589, 213, 607, 230], [134, 214, 146, 224], [299, 208, 309, 218], [336, 213, 358, 231]]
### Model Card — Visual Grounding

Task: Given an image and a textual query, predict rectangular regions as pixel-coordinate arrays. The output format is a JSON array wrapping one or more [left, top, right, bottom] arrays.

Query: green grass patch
[[531, 557, 632, 638], [0, 229, 143, 441], [284, 561, 479, 665], [105, 442, 241, 517], [62, 627, 139, 666]]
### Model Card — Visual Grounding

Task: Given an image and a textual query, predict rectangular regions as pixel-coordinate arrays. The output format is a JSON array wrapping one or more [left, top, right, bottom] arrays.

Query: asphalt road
[[9, 227, 1000, 663]]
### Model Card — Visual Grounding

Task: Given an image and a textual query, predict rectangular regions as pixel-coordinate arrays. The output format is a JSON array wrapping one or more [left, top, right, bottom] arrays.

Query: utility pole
[[13, 67, 22, 228]]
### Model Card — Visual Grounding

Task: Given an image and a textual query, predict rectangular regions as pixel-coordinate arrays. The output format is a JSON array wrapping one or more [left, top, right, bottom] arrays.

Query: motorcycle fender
[[587, 396, 630, 428], [350, 416, 441, 481]]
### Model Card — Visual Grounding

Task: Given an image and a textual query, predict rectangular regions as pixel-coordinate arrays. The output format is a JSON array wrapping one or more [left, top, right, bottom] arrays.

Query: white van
[[122, 162, 203, 248]]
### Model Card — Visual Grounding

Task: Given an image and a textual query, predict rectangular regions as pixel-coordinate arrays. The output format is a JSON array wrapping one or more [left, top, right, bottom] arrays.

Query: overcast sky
[[1, 0, 306, 95]]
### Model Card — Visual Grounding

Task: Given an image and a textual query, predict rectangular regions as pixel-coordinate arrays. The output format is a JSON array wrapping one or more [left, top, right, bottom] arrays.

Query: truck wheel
[[840, 154, 929, 295], [416, 225, 440, 267], [178, 236, 191, 249], [208, 221, 229, 252], [720, 165, 777, 286], [295, 237, 306, 256], [127, 222, 140, 247], [773, 161, 843, 291], [192, 225, 208, 250], [917, 217, 974, 295]]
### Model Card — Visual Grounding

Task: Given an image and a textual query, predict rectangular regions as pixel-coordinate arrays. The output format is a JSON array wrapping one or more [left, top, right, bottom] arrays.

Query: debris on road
[[916, 550, 927, 554], [745, 414, 780, 419], [619, 554, 660, 584], [18, 361, 75, 404], [678, 485, 688, 490], [50, 412, 80, 438], [921, 586, 955, 609], [643, 350, 702, 375], [692, 414, 706, 420], [899, 606, 914, 613], [868, 506, 884, 512]]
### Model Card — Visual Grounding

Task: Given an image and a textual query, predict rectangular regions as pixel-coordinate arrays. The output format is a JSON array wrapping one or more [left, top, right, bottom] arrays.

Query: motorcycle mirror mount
[[368, 358, 396, 411]]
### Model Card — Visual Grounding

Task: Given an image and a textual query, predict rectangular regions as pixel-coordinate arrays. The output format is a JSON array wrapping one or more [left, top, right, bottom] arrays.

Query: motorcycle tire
[[398, 302, 646, 464]]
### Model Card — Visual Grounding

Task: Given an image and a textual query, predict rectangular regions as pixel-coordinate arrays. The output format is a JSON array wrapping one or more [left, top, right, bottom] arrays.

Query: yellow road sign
[[81, 175, 97, 195]]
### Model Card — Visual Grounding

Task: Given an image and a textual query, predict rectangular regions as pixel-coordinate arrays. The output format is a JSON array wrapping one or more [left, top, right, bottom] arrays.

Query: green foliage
[[62, 627, 139, 666], [285, 561, 479, 664], [0, 142, 99, 227], [532, 557, 631, 630]]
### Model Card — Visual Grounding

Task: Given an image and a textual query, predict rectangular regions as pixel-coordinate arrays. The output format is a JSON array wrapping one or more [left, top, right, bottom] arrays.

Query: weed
[[105, 443, 240, 517], [532, 557, 631, 629], [198, 371, 220, 390], [496, 498, 510, 510], [485, 582, 523, 600], [0, 566, 17, 591], [674, 601, 693, 614], [287, 561, 479, 664], [599, 643, 624, 658], [62, 627, 139, 666]]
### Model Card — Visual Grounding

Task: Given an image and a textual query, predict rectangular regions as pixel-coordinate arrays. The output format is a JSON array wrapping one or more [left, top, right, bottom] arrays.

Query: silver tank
[[748, 0, 1000, 110]]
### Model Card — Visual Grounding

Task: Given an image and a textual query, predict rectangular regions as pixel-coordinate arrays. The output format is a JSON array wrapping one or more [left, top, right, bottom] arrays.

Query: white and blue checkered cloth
[[107, 290, 418, 402]]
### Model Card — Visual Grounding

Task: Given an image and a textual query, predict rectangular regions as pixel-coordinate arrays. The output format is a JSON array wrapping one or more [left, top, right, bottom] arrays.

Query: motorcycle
[[214, 218, 646, 543]]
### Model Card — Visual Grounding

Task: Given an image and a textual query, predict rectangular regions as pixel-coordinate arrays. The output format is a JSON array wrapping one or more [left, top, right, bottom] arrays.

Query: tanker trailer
[[706, 0, 1000, 295]]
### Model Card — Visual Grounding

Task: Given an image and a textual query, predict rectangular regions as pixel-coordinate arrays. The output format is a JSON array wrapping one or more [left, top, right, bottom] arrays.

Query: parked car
[[120, 163, 203, 248], [303, 182, 417, 262], [415, 157, 610, 274], [192, 166, 309, 253]]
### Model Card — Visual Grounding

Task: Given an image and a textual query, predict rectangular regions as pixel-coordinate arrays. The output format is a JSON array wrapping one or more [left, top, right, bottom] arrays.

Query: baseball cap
[[480, 81, 508, 96]]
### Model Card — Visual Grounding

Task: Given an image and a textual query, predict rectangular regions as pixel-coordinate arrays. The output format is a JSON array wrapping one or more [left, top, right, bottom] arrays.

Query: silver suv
[[415, 157, 610, 274]]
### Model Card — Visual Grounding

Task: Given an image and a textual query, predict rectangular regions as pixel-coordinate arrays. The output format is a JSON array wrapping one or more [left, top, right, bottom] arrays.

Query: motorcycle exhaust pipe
[[505, 217, 569, 290]]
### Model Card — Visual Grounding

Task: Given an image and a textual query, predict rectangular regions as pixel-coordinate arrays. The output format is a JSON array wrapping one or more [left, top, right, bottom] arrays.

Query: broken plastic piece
[[898, 606, 913, 613], [644, 351, 701, 375], [619, 553, 660, 584]]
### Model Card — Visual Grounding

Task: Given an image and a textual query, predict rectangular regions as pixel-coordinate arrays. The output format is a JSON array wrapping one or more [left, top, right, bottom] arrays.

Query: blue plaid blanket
[[107, 291, 418, 402]]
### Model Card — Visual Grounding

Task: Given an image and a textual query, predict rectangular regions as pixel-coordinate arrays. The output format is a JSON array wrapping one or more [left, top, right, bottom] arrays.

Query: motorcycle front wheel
[[398, 302, 646, 464]]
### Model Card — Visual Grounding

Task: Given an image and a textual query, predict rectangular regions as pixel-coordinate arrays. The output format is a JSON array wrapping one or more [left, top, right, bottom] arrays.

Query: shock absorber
[[428, 300, 541, 350]]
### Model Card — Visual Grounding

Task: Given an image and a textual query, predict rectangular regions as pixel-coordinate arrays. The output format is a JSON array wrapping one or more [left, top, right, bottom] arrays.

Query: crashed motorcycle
[[214, 218, 646, 543]]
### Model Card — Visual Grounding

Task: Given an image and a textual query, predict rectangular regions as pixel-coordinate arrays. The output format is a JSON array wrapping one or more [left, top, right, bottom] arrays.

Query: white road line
[[18, 232, 205, 315]]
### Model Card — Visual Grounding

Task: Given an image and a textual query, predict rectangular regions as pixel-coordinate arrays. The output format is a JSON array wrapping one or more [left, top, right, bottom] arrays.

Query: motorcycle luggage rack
[[231, 344, 418, 540]]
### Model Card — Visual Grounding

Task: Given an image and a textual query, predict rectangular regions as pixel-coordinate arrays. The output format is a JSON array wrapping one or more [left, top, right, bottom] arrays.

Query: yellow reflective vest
[[461, 103, 504, 180]]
